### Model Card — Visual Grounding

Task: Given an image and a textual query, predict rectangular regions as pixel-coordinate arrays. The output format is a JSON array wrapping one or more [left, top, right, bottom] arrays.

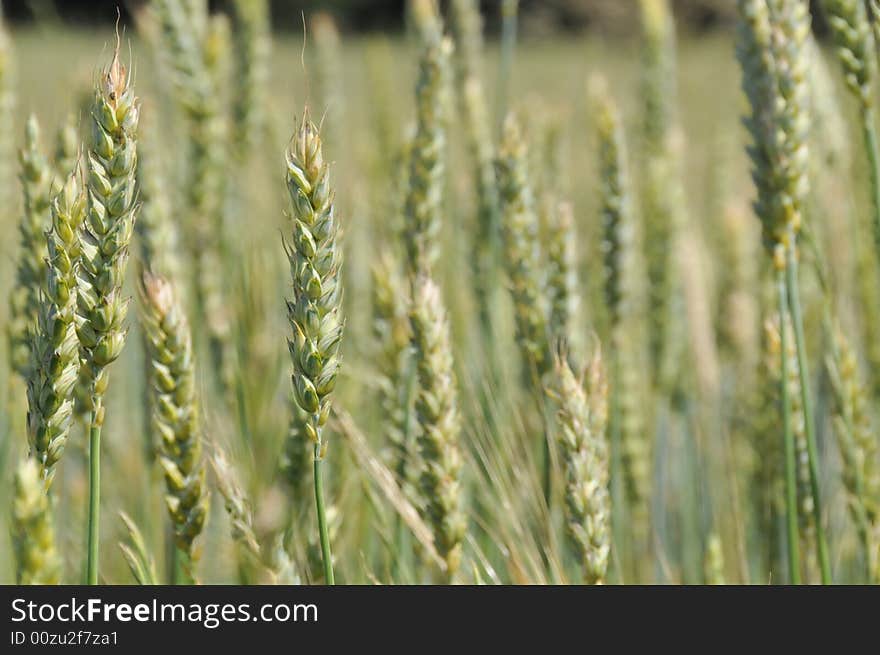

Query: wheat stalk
[[76, 46, 140, 585], [11, 458, 61, 584], [284, 111, 343, 585], [737, 0, 830, 584]]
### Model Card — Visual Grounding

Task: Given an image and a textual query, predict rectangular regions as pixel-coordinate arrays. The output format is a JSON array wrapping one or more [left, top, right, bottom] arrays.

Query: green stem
[[862, 109, 880, 272], [784, 247, 832, 584], [777, 269, 801, 585], [86, 408, 101, 585], [609, 344, 626, 583], [313, 440, 335, 585]]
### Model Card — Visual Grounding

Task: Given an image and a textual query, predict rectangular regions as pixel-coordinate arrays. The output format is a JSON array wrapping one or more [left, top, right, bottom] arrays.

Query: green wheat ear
[[138, 269, 208, 576], [9, 116, 53, 382], [549, 345, 610, 584], [12, 458, 61, 585], [26, 167, 86, 488]]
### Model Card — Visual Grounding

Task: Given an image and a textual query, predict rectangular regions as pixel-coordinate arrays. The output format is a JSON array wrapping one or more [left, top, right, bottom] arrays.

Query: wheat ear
[[737, 0, 830, 584], [26, 168, 86, 488], [11, 458, 61, 584], [410, 275, 466, 581], [139, 270, 208, 583], [0, 17, 15, 224], [549, 347, 610, 584], [825, 322, 880, 582], [8, 116, 53, 382], [53, 113, 79, 181], [285, 111, 343, 585], [212, 447, 262, 564], [77, 46, 140, 585], [496, 114, 551, 386], [403, 11, 452, 277], [229, 0, 270, 159]]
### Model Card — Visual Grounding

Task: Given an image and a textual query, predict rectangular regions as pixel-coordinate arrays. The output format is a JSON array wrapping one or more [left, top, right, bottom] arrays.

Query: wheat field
[[1, 0, 878, 585]]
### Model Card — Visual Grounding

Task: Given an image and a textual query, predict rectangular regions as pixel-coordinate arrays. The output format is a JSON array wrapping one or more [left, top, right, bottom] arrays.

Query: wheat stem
[[86, 410, 101, 584], [777, 270, 800, 584], [313, 441, 334, 585], [784, 247, 831, 583]]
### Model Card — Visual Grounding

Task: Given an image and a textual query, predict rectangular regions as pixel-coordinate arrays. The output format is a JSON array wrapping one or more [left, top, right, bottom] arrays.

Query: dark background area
[[0, 1, 832, 35]]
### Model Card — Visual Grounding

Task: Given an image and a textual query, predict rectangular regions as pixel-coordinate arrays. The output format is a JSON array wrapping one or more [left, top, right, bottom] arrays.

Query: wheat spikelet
[[11, 458, 61, 584], [139, 270, 208, 570], [26, 169, 86, 487], [8, 116, 53, 382], [550, 347, 610, 584], [496, 114, 551, 386], [410, 275, 465, 580]]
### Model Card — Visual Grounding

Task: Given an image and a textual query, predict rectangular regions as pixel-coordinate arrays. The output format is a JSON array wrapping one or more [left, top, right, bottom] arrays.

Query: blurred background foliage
[[0, 1, 769, 34]]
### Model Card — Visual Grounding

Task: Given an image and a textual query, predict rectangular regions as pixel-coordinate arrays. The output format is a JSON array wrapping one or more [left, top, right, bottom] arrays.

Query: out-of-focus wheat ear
[[0, 18, 15, 222], [737, 0, 830, 584], [138, 270, 208, 583], [53, 113, 79, 181], [211, 447, 262, 564], [549, 345, 610, 584], [371, 249, 413, 495], [451, 0, 502, 354], [410, 275, 466, 582], [230, 0, 270, 158], [825, 321, 880, 582], [153, 0, 233, 399], [26, 168, 86, 488], [639, 0, 679, 390], [8, 116, 53, 383], [118, 511, 158, 585], [12, 458, 61, 584], [403, 3, 452, 278], [543, 200, 579, 348], [310, 12, 344, 148], [703, 533, 726, 584], [495, 113, 552, 389]]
